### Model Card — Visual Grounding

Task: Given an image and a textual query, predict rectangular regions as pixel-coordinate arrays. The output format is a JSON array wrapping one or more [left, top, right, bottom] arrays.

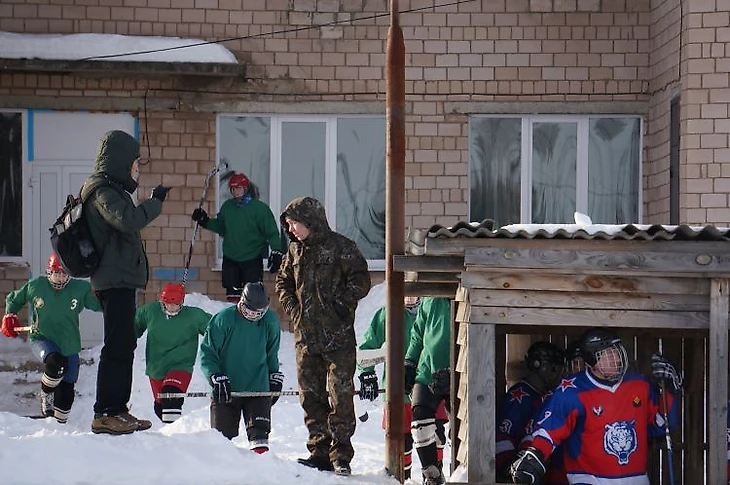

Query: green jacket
[[275, 196, 371, 353], [5, 276, 102, 356], [199, 305, 281, 392], [358, 306, 417, 402], [80, 131, 162, 290], [202, 197, 282, 262], [405, 297, 451, 386], [134, 302, 211, 379]]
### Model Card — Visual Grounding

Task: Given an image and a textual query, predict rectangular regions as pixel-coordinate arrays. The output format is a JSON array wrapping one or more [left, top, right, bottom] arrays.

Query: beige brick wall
[[13, 0, 730, 304]]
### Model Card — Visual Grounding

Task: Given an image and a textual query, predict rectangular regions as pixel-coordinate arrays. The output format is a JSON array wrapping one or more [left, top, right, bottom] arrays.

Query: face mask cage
[[238, 302, 268, 322], [160, 301, 182, 317], [588, 344, 628, 382], [47, 270, 70, 290]]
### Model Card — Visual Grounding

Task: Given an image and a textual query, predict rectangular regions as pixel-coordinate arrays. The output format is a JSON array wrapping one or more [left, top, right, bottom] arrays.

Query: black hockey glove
[[509, 447, 546, 484], [191, 208, 209, 226], [267, 250, 283, 274], [651, 353, 683, 392], [404, 360, 417, 395], [358, 370, 379, 401], [429, 368, 451, 410], [269, 371, 284, 405], [210, 373, 231, 404], [151, 184, 172, 202]]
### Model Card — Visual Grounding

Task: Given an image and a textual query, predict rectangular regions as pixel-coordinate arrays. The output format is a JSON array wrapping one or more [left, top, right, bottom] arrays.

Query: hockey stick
[[659, 379, 676, 485], [158, 388, 386, 399], [357, 347, 387, 367], [182, 160, 233, 287], [15, 326, 33, 333]]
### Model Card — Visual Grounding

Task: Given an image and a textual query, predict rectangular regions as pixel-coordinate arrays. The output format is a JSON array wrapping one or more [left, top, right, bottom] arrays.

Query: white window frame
[[0, 108, 29, 264], [470, 114, 644, 225], [215, 114, 386, 271]]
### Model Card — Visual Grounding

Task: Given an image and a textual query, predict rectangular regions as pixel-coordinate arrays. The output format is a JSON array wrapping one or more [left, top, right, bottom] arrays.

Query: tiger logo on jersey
[[604, 420, 637, 465]]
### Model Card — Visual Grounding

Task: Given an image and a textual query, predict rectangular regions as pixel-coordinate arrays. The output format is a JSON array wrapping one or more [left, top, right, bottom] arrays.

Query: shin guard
[[160, 385, 183, 423], [41, 353, 68, 393]]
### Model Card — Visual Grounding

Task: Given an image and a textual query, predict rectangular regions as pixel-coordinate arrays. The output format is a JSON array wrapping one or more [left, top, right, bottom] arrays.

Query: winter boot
[[332, 460, 351, 476], [39, 390, 54, 417], [119, 411, 152, 431], [250, 438, 269, 454], [297, 454, 334, 471], [422, 465, 445, 485], [91, 414, 138, 435]]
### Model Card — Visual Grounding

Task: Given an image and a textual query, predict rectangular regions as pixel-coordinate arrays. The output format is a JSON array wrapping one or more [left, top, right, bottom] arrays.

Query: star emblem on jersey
[[510, 387, 528, 403], [633, 396, 641, 407], [558, 377, 576, 392]]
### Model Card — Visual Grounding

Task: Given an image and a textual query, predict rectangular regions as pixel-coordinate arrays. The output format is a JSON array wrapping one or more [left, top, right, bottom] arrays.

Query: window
[[469, 115, 641, 226], [217, 115, 386, 265], [0, 111, 24, 259]]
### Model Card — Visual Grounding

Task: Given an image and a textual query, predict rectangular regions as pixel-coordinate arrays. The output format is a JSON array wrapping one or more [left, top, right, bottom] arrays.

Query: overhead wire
[[77, 0, 480, 61]]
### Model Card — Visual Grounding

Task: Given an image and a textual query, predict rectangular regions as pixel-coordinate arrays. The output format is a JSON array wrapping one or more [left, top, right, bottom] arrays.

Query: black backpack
[[49, 180, 108, 278]]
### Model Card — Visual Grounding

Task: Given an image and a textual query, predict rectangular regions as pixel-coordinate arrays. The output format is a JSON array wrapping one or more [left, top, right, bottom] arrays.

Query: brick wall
[[7, 0, 716, 305]]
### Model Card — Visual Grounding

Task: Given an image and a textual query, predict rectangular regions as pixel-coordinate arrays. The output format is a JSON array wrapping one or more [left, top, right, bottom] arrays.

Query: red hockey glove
[[1, 313, 20, 338]]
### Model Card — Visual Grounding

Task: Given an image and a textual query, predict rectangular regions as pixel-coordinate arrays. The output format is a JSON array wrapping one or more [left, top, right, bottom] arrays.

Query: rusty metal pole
[[385, 0, 406, 483]]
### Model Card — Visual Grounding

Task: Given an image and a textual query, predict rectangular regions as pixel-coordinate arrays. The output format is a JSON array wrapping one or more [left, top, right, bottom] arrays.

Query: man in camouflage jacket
[[275, 196, 371, 476]]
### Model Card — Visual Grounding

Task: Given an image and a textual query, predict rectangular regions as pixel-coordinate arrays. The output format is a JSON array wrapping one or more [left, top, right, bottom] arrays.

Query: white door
[[29, 111, 135, 348]]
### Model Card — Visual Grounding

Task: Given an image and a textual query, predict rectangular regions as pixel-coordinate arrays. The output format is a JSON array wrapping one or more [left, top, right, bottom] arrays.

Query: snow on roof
[[0, 31, 238, 64]]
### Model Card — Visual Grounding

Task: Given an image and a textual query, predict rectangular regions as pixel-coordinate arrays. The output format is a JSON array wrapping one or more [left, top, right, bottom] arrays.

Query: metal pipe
[[385, 0, 406, 482]]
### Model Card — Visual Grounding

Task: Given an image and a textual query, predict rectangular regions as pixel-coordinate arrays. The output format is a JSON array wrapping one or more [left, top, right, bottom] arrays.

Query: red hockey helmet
[[159, 283, 185, 305], [228, 173, 250, 192], [47, 253, 69, 290]]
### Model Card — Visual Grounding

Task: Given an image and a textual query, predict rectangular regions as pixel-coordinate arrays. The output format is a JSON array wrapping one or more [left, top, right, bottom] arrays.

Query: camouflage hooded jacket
[[275, 197, 371, 353], [80, 130, 162, 290]]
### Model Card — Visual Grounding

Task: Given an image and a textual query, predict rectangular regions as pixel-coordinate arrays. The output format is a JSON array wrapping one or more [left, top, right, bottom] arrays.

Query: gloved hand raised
[[269, 371, 284, 406], [358, 370, 379, 401], [191, 208, 209, 226], [510, 447, 547, 484], [210, 373, 231, 404], [651, 353, 683, 392], [267, 250, 283, 274], [1, 313, 20, 338], [151, 184, 172, 202], [405, 360, 417, 395]]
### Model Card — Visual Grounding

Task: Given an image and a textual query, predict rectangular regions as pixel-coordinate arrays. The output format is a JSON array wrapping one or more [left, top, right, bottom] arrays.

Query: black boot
[[297, 455, 334, 471]]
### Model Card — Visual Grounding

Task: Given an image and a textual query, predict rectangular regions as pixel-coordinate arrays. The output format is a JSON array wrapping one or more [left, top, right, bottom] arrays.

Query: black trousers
[[222, 256, 263, 297], [94, 288, 137, 416], [210, 396, 271, 441]]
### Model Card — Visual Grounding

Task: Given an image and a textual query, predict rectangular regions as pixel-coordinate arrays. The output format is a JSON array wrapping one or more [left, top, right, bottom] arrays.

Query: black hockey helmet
[[525, 341, 565, 373], [238, 282, 270, 321], [580, 327, 628, 382]]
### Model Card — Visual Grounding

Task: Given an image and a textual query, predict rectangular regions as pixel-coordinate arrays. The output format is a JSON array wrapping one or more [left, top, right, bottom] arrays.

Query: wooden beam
[[393, 255, 464, 272], [708, 278, 729, 484], [404, 282, 458, 297], [461, 272, 710, 296], [468, 306, 710, 329], [404, 271, 461, 283], [466, 323, 496, 483], [464, 246, 730, 277], [469, 288, 709, 312]]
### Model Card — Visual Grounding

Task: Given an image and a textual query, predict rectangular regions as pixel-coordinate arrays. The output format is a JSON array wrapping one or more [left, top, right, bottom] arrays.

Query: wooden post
[[384, 0, 406, 482], [467, 323, 496, 483], [708, 278, 729, 484]]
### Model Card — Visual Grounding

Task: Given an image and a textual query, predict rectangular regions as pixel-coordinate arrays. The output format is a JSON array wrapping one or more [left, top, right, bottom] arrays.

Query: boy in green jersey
[[2, 253, 102, 423]]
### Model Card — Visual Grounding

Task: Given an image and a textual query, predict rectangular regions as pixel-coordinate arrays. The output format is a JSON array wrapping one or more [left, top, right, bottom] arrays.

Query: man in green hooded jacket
[[81, 130, 170, 435]]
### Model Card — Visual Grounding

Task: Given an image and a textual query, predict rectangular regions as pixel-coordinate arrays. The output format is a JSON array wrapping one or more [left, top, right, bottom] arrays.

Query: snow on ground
[[0, 282, 451, 485]]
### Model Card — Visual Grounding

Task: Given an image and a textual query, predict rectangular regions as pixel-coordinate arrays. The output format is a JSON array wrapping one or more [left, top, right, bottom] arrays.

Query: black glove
[[651, 353, 683, 392], [191, 208, 209, 226], [151, 184, 171, 202], [358, 370, 379, 401], [267, 250, 283, 274], [210, 373, 231, 404], [429, 368, 451, 404], [269, 371, 284, 405], [405, 360, 417, 395], [509, 447, 546, 484]]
